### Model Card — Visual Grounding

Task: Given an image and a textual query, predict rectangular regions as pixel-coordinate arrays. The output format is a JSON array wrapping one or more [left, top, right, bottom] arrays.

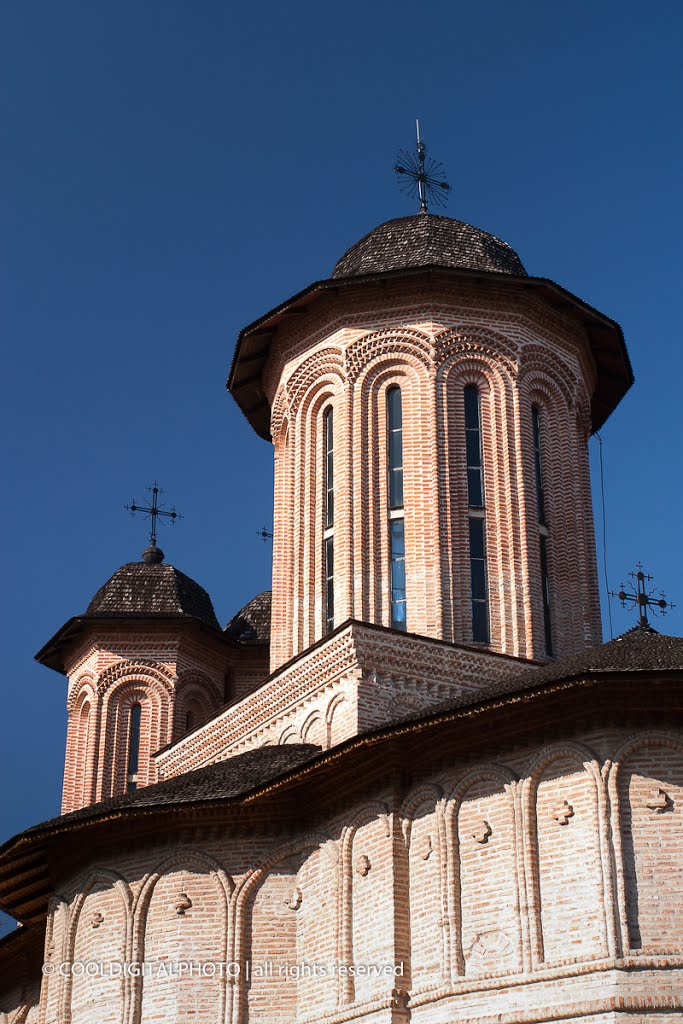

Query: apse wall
[[10, 726, 681, 1024]]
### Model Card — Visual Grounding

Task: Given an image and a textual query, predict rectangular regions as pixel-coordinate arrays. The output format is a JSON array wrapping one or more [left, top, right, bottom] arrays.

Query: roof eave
[[35, 614, 238, 674], [2, 664, 679, 926], [227, 267, 633, 440]]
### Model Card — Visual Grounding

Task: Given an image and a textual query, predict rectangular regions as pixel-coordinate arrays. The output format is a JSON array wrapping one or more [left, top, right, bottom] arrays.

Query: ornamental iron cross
[[395, 120, 452, 213], [610, 563, 674, 627], [125, 482, 182, 547]]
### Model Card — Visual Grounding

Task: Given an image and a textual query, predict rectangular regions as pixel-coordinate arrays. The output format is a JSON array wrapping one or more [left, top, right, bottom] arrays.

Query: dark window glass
[[465, 386, 484, 508], [127, 702, 141, 793], [466, 469, 481, 509], [532, 406, 546, 526], [465, 430, 482, 470], [469, 516, 486, 560], [325, 536, 334, 634], [468, 518, 489, 643], [388, 384, 403, 429], [185, 710, 194, 733], [465, 387, 489, 642], [470, 559, 487, 600], [387, 387, 404, 509], [464, 384, 480, 430], [533, 406, 553, 655], [325, 407, 334, 528], [540, 534, 553, 656], [390, 518, 407, 630], [472, 603, 489, 645]]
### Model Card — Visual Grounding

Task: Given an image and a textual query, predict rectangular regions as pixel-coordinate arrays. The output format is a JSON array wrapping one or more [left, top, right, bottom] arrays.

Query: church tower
[[229, 213, 632, 672], [35, 543, 268, 812], [5, 166, 682, 1024]]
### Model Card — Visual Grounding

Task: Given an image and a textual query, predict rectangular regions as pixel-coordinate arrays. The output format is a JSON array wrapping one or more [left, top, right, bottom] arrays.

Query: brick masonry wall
[[6, 724, 680, 1024], [264, 281, 602, 673], [59, 625, 259, 813], [154, 622, 535, 779]]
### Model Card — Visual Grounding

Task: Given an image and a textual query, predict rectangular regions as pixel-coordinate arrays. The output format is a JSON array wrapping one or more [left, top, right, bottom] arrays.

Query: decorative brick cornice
[[156, 622, 533, 778]]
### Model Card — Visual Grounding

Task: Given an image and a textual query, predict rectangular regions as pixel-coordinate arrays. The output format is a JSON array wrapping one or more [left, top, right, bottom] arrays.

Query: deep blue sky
[[1, 0, 681, 904]]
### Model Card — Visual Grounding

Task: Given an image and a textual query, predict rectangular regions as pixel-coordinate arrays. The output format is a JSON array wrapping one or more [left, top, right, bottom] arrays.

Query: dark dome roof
[[86, 562, 220, 631], [224, 590, 271, 645], [331, 213, 527, 279]]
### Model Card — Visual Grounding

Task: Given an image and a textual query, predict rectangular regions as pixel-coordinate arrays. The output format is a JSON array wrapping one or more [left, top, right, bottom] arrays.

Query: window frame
[[464, 384, 490, 644]]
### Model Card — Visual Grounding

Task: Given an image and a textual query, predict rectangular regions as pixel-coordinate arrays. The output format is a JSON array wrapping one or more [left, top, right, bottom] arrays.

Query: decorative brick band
[[155, 621, 533, 778]]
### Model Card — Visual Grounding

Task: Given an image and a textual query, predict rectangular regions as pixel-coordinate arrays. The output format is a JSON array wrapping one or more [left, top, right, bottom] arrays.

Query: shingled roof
[[229, 216, 631, 441], [25, 625, 683, 834], [16, 744, 319, 836], [331, 214, 527, 279], [511, 623, 683, 682], [84, 561, 220, 630], [385, 624, 683, 728], [35, 559, 225, 673], [224, 590, 271, 644], [2, 625, 682, 927]]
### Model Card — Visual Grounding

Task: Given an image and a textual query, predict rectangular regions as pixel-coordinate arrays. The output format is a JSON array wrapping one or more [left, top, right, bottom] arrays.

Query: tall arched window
[[464, 386, 489, 643], [532, 405, 553, 655], [323, 406, 334, 634], [76, 701, 91, 807], [127, 702, 142, 793], [387, 386, 406, 630]]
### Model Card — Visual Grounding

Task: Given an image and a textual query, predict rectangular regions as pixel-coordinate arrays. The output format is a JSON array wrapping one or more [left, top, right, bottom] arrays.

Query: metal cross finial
[[609, 563, 674, 627], [256, 526, 273, 544], [125, 482, 182, 547], [395, 120, 452, 213]]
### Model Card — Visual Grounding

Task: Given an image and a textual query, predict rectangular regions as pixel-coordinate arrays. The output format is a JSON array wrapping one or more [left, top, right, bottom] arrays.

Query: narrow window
[[387, 386, 404, 510], [76, 702, 91, 807], [464, 386, 489, 643], [390, 518, 406, 630], [532, 406, 553, 655], [387, 387, 407, 630], [539, 535, 553, 655], [325, 406, 334, 528], [185, 709, 194, 733], [323, 407, 334, 634], [532, 406, 546, 525], [127, 702, 142, 793], [324, 535, 334, 633], [464, 385, 484, 508]]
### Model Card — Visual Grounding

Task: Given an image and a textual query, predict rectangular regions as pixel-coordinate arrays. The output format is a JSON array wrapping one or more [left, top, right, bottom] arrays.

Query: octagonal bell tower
[[229, 213, 632, 672]]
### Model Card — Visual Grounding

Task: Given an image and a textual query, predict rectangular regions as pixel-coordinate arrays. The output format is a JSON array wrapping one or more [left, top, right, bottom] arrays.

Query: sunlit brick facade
[[264, 287, 602, 669], [2, 213, 682, 1024]]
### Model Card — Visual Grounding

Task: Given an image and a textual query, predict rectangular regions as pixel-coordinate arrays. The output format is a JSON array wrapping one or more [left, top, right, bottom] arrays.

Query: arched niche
[[234, 836, 336, 1022], [66, 871, 130, 1024], [135, 852, 232, 1024], [339, 804, 392, 1006], [401, 785, 445, 990], [610, 734, 683, 952], [529, 746, 606, 964], [446, 767, 520, 978]]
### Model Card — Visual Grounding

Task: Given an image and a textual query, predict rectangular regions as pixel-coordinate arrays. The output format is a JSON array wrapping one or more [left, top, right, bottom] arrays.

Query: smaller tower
[[36, 545, 236, 813]]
